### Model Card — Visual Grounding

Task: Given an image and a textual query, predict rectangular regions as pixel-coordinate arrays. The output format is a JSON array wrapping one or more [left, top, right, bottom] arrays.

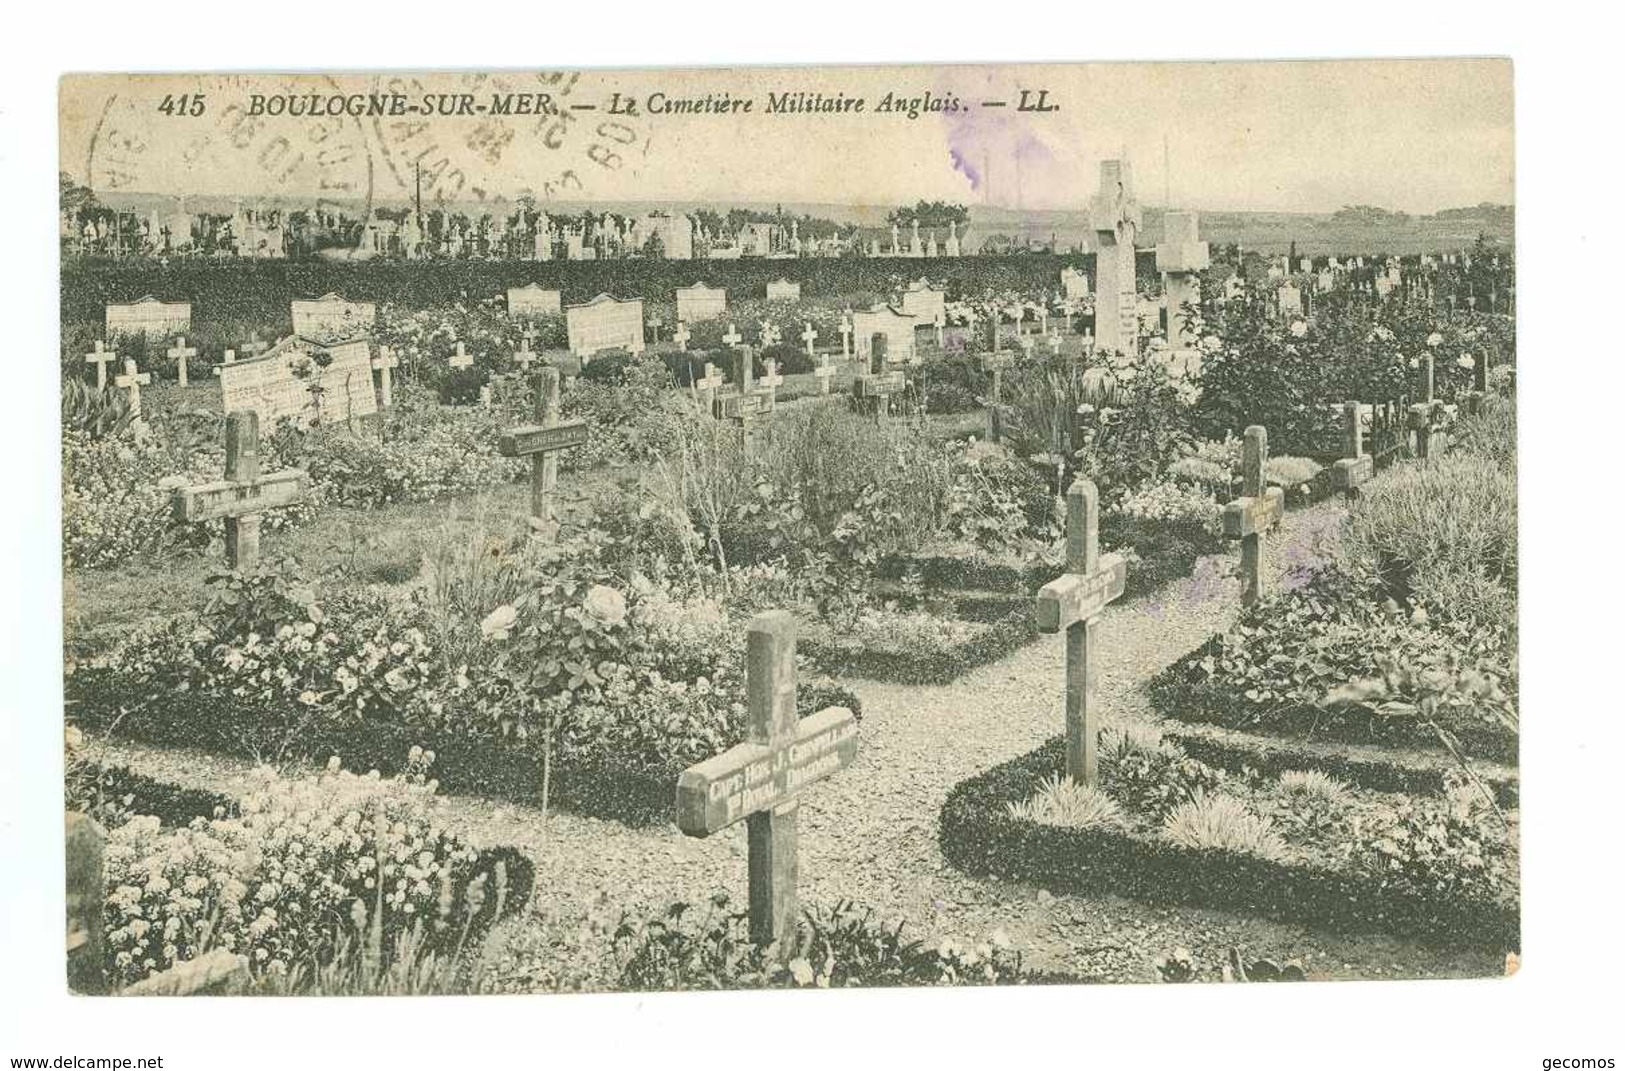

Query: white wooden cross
[[371, 345, 398, 408], [933, 311, 944, 349], [1047, 330, 1065, 356], [114, 359, 151, 419], [813, 351, 836, 395], [673, 321, 692, 351], [677, 611, 859, 950], [801, 321, 818, 358], [1019, 334, 1036, 359], [166, 336, 198, 388], [1223, 426, 1285, 608], [1331, 402, 1373, 497], [85, 341, 118, 389], [511, 337, 537, 374], [758, 359, 784, 404], [213, 349, 236, 380], [839, 310, 853, 359], [499, 366, 588, 541], [695, 361, 725, 412], [722, 323, 743, 349], [1035, 478, 1128, 785], [172, 411, 310, 570], [449, 341, 474, 370]]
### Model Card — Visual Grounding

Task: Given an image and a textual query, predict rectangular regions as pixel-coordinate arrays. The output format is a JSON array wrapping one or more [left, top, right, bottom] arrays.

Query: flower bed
[[799, 605, 1038, 686], [939, 735, 1518, 948]]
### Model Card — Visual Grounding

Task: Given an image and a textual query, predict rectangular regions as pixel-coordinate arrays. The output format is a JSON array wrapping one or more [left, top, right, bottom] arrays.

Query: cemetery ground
[[75, 497, 1500, 987], [61, 273, 1518, 993]]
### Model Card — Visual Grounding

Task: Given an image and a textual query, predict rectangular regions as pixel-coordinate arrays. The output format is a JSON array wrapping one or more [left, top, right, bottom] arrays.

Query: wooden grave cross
[[673, 320, 692, 351], [854, 334, 905, 422], [758, 358, 784, 407], [722, 322, 743, 349], [695, 361, 725, 412], [1035, 478, 1128, 785], [838, 310, 853, 359], [813, 351, 837, 395], [173, 411, 310, 570], [981, 349, 1014, 443], [213, 348, 236, 380], [676, 611, 860, 950], [449, 341, 474, 370], [511, 338, 537, 374], [371, 345, 398, 407], [1222, 425, 1285, 608], [1331, 402, 1374, 497], [1408, 351, 1440, 460], [499, 366, 588, 540], [114, 358, 151, 419], [801, 321, 818, 358], [1466, 351, 1489, 415], [84, 340, 118, 389], [167, 336, 198, 388], [718, 346, 770, 449]]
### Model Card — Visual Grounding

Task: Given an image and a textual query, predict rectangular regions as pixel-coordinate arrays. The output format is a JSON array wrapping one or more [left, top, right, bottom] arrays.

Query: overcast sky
[[61, 60, 1511, 216]]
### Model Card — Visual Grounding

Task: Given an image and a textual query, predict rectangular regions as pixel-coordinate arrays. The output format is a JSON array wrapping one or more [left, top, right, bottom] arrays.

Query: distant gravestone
[[219, 335, 377, 426], [1223, 426, 1285, 608], [500, 367, 587, 540], [813, 351, 837, 395], [852, 304, 918, 365], [854, 333, 905, 422], [900, 279, 946, 324], [676, 611, 859, 949], [672, 321, 692, 351], [566, 294, 645, 358], [1061, 266, 1091, 300], [507, 283, 563, 317], [675, 283, 728, 324], [1036, 479, 1128, 785], [766, 278, 801, 301], [1277, 282, 1304, 319], [173, 410, 310, 570], [106, 295, 190, 339], [290, 292, 376, 337]]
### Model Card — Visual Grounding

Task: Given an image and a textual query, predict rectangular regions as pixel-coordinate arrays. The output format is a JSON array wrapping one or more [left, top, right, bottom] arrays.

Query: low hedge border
[[70, 682, 862, 829], [1161, 721, 1520, 809], [75, 761, 535, 931], [802, 607, 1039, 685], [1149, 636, 1519, 766], [939, 737, 1518, 950]]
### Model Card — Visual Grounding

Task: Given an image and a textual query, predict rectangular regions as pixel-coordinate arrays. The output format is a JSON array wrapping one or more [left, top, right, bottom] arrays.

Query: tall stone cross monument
[[1088, 159, 1142, 358], [677, 612, 860, 950]]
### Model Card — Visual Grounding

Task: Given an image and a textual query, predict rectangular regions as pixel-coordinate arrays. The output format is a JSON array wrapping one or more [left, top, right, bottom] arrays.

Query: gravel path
[[86, 499, 1502, 986]]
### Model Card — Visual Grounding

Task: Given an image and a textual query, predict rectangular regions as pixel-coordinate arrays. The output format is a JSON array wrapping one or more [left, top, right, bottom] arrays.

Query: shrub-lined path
[[87, 497, 1502, 986]]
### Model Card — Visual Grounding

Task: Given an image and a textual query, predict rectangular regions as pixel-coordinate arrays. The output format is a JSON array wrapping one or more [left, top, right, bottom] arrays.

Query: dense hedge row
[[939, 737, 1518, 949], [61, 254, 1098, 328], [1162, 722, 1520, 808], [801, 608, 1039, 686], [71, 682, 862, 828]]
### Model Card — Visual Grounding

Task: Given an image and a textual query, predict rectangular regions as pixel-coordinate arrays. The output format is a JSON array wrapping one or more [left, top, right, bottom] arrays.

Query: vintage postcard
[[58, 61, 1515, 996]]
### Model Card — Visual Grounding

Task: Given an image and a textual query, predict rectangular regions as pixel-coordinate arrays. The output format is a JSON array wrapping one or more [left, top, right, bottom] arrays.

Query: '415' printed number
[[156, 94, 208, 117]]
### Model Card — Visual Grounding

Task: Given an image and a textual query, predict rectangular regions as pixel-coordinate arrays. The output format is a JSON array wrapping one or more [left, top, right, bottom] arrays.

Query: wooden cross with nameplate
[[1036, 478, 1128, 785], [1331, 402, 1373, 497], [854, 333, 905, 422], [981, 349, 1014, 443], [172, 411, 310, 570], [449, 341, 474, 370], [371, 345, 398, 408], [167, 336, 198, 388], [676, 611, 860, 950], [1223, 425, 1285, 608], [499, 366, 588, 540]]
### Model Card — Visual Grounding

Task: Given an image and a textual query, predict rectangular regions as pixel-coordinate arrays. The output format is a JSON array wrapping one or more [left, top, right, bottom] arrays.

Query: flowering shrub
[[101, 755, 489, 989], [1346, 773, 1516, 903], [1115, 479, 1223, 534]]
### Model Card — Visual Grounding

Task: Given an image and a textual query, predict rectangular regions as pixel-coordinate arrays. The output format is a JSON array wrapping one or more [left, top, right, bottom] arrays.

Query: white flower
[[1427, 332, 1443, 348], [480, 604, 517, 640], [582, 585, 628, 627], [1289, 320, 1307, 338], [1457, 353, 1476, 370]]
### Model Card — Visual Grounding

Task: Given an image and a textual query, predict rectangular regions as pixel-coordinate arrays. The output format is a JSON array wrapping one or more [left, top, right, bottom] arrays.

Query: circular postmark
[[360, 70, 652, 214], [83, 73, 375, 252]]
